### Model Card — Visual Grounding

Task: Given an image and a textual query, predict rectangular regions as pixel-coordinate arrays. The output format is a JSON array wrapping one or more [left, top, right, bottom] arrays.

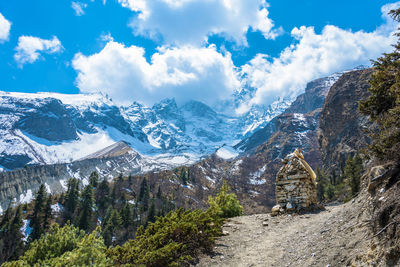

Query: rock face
[[318, 69, 373, 173], [275, 149, 317, 210], [235, 70, 350, 153]]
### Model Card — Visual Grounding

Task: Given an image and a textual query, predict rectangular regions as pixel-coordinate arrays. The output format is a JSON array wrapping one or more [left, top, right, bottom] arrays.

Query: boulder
[[271, 205, 281, 216]]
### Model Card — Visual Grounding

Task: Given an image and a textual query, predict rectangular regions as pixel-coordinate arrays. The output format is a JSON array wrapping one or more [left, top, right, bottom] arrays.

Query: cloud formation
[[14, 36, 63, 67], [72, 41, 239, 106], [71, 1, 88, 16], [72, 2, 399, 113], [118, 0, 280, 46], [0, 13, 11, 43], [237, 2, 400, 113]]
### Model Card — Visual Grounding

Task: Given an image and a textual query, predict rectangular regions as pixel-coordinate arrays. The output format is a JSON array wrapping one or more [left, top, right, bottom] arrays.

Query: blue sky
[[0, 0, 399, 112]]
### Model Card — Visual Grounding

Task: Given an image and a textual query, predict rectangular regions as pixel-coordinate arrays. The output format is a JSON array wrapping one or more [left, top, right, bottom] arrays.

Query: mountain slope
[[318, 69, 373, 173], [0, 68, 370, 212], [235, 70, 353, 153], [0, 92, 288, 172]]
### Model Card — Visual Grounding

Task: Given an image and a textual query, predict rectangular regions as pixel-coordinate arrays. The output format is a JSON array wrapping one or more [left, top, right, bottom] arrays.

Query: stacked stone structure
[[274, 149, 317, 213]]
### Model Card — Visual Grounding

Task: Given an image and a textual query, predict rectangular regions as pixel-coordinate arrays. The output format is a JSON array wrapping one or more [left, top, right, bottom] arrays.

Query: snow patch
[[249, 165, 267, 185], [19, 189, 33, 204], [44, 183, 51, 194], [230, 159, 243, 174], [51, 203, 63, 213], [20, 219, 32, 242], [216, 146, 239, 160], [205, 176, 215, 184], [59, 179, 68, 190], [293, 113, 306, 122]]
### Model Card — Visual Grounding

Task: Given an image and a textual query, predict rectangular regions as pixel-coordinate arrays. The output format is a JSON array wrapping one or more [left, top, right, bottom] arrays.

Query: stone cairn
[[271, 149, 317, 216]]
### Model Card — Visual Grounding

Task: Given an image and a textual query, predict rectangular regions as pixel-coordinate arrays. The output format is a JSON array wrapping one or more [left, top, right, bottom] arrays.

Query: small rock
[[222, 230, 229, 236], [220, 256, 224, 259], [311, 253, 315, 257], [262, 221, 269, 227], [271, 204, 281, 216], [379, 188, 386, 193], [320, 229, 329, 234]]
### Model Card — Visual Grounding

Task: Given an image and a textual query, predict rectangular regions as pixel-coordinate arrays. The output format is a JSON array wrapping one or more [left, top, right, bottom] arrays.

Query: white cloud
[[0, 13, 11, 43], [72, 41, 239, 106], [118, 0, 280, 46], [71, 1, 88, 16], [14, 36, 63, 67], [237, 2, 400, 113]]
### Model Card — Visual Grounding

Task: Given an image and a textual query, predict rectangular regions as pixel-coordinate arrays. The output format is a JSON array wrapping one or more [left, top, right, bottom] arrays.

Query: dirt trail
[[195, 197, 374, 267]]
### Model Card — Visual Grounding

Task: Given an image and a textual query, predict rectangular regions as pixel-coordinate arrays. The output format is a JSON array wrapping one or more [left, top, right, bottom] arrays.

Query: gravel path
[[195, 197, 372, 267]]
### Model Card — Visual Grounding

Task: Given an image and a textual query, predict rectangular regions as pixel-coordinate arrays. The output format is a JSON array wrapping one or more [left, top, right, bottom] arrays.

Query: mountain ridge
[[0, 90, 289, 172]]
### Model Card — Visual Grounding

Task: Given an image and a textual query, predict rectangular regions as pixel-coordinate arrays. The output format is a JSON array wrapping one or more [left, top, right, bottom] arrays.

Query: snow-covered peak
[[0, 68, 356, 171], [321, 66, 368, 88], [0, 91, 112, 107]]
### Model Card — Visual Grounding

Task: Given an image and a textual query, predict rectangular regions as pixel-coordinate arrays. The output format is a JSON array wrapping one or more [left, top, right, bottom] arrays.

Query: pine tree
[[96, 178, 110, 212], [102, 209, 122, 246], [180, 168, 188, 185], [156, 186, 162, 199], [121, 203, 133, 228], [30, 184, 47, 241], [359, 8, 400, 162], [315, 167, 329, 202], [138, 179, 150, 211], [43, 196, 53, 231], [63, 178, 80, 224], [147, 200, 156, 224], [0, 205, 25, 262], [79, 185, 95, 232], [9, 205, 25, 259], [345, 154, 363, 197], [89, 171, 99, 188], [111, 184, 117, 206], [325, 184, 335, 200]]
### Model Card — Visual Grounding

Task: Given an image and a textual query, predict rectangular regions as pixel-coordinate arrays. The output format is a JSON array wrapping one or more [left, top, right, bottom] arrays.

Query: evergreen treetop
[[359, 7, 400, 163]]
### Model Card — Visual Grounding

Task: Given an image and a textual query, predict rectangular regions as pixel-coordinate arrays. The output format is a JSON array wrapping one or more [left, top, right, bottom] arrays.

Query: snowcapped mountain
[[0, 67, 366, 172], [0, 90, 289, 171], [0, 67, 368, 211]]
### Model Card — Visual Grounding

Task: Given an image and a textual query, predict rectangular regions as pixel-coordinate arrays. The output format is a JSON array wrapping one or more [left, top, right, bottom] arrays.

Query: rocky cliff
[[318, 69, 373, 173]]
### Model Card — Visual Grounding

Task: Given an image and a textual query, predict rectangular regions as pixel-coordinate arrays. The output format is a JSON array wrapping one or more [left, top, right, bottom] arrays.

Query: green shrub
[[3, 224, 111, 267], [208, 181, 243, 219], [108, 208, 222, 266]]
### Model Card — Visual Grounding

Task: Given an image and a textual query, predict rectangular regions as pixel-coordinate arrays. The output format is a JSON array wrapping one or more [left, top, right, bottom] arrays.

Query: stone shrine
[[273, 149, 317, 214]]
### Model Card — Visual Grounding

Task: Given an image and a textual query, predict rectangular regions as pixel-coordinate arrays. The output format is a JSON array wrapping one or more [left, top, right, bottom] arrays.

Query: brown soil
[[194, 196, 379, 267]]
